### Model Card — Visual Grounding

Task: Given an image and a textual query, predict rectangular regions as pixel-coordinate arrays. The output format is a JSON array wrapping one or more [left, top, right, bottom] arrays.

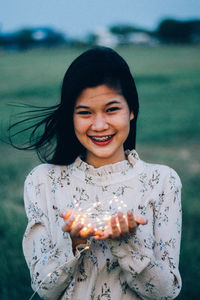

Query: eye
[[77, 111, 91, 115], [106, 107, 120, 113]]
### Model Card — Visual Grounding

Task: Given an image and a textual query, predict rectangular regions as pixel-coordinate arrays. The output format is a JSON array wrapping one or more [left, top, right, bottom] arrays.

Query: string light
[[64, 195, 129, 232], [29, 196, 129, 299]]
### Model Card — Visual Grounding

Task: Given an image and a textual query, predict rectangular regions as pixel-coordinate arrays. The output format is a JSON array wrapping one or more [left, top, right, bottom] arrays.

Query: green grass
[[0, 45, 200, 299]]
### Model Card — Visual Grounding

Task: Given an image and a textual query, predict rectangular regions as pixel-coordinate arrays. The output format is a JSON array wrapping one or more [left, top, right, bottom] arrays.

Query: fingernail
[[63, 211, 71, 219], [68, 216, 74, 222]]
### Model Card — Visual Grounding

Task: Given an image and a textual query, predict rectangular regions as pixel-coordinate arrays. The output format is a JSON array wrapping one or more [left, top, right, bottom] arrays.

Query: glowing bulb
[[80, 218, 85, 224]]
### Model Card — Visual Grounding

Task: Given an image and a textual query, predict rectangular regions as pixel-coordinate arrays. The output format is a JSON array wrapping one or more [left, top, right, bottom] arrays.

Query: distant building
[[128, 32, 158, 45], [93, 27, 118, 47], [92, 26, 158, 47]]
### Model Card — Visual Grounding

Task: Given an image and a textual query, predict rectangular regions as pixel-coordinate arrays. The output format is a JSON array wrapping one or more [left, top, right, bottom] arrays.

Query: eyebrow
[[75, 101, 121, 110], [75, 105, 89, 109], [105, 101, 121, 106]]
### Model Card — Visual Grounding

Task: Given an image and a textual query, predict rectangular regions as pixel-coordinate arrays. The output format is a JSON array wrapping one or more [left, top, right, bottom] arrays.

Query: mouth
[[88, 134, 115, 145]]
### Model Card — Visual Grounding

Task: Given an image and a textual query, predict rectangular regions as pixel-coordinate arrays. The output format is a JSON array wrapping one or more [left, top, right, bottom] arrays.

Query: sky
[[1, 0, 200, 37]]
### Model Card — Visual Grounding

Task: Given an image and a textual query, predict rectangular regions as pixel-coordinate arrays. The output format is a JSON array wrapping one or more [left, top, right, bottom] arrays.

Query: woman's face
[[73, 84, 134, 168]]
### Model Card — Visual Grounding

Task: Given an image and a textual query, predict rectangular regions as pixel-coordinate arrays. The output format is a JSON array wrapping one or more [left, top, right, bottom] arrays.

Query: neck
[[86, 150, 127, 168]]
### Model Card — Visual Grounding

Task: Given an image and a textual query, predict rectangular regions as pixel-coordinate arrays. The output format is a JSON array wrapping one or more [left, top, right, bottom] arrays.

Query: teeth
[[91, 135, 112, 141]]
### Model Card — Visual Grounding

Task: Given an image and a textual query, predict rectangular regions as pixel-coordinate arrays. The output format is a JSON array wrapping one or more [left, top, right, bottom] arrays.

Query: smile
[[88, 134, 115, 145]]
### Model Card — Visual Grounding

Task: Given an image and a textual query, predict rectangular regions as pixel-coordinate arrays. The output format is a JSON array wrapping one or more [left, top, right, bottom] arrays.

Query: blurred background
[[0, 0, 200, 299]]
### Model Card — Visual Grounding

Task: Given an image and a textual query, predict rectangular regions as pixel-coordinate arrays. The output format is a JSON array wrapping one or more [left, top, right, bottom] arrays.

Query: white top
[[23, 150, 182, 300]]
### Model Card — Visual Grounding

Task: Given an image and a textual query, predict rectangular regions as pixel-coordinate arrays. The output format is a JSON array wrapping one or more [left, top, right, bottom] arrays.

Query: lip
[[88, 134, 115, 146]]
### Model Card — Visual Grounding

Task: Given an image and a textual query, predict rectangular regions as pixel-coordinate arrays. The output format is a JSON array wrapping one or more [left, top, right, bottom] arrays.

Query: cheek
[[115, 112, 131, 130], [73, 116, 81, 136], [73, 116, 89, 136]]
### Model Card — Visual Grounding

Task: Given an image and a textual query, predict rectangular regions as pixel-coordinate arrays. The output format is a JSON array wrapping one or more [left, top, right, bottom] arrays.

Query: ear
[[130, 111, 134, 121]]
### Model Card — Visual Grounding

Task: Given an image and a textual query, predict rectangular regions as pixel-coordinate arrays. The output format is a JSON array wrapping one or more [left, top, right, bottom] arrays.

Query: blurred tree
[[32, 27, 66, 47], [157, 19, 200, 43], [110, 24, 138, 35], [0, 34, 3, 47], [86, 32, 98, 45], [1, 27, 67, 50], [109, 24, 137, 44], [186, 20, 200, 43], [109, 24, 151, 44], [15, 28, 34, 50]]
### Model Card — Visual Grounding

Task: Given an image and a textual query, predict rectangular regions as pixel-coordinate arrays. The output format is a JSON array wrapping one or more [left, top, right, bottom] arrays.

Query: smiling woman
[[9, 47, 182, 300], [73, 84, 134, 167]]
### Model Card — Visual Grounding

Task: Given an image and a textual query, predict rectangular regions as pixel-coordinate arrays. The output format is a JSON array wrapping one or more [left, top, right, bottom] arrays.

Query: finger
[[134, 215, 147, 225], [62, 216, 74, 232], [127, 211, 137, 233], [117, 212, 129, 234], [94, 228, 104, 236], [79, 226, 95, 238], [94, 232, 110, 240], [111, 216, 120, 238], [60, 210, 72, 220], [94, 227, 110, 240], [64, 210, 73, 220], [70, 223, 84, 238], [94, 223, 112, 239]]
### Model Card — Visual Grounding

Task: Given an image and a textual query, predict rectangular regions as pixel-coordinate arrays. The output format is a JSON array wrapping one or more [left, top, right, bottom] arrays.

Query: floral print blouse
[[23, 150, 182, 300]]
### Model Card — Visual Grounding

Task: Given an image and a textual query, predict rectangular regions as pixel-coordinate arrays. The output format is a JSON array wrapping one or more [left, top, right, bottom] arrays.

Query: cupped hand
[[60, 211, 95, 238], [95, 210, 147, 240], [60, 210, 98, 253]]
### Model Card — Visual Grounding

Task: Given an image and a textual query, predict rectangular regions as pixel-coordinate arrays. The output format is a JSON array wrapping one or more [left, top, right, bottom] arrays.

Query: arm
[[106, 168, 182, 300], [23, 170, 84, 300]]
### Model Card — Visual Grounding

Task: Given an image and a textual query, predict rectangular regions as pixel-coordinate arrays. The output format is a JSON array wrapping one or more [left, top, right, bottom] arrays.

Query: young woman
[[19, 47, 182, 299]]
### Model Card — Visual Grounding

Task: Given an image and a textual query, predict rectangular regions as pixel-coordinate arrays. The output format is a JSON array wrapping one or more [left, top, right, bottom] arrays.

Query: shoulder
[[24, 163, 69, 185], [139, 159, 182, 189]]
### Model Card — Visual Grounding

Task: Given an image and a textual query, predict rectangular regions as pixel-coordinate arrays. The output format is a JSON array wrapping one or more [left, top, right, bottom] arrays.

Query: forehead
[[75, 84, 126, 106]]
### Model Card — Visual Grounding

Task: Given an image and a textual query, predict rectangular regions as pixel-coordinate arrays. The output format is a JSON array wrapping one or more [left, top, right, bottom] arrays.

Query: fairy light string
[[28, 195, 129, 299], [69, 195, 128, 232]]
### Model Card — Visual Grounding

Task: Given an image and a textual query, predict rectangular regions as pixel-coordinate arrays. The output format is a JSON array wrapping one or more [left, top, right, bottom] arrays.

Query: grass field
[[0, 45, 200, 299]]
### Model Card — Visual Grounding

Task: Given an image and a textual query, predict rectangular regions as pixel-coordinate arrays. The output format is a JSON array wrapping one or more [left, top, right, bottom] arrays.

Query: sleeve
[[106, 168, 182, 300], [22, 169, 85, 300]]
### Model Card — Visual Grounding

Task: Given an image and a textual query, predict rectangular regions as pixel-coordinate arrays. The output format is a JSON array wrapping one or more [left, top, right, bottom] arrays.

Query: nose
[[91, 114, 109, 131]]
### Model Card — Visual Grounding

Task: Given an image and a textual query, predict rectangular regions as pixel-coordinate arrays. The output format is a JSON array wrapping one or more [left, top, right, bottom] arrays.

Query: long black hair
[[9, 46, 139, 165]]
